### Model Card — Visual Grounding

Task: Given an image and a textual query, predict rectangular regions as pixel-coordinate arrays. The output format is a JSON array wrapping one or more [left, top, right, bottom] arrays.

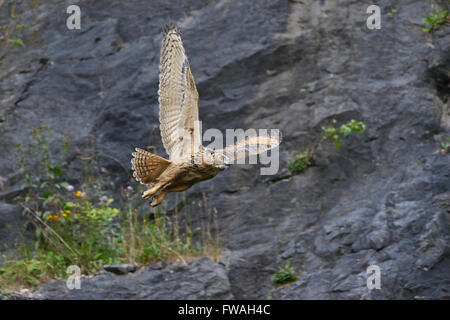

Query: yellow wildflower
[[75, 190, 86, 198], [46, 215, 58, 222], [59, 209, 71, 218]]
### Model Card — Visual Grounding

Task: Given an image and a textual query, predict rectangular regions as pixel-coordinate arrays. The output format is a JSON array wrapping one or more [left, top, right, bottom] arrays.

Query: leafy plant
[[422, 7, 449, 33], [272, 260, 297, 285], [387, 8, 398, 18], [16, 124, 70, 204], [0, 124, 220, 290], [15, 24, 29, 31], [322, 120, 366, 148], [440, 137, 450, 153], [287, 149, 313, 174], [0, 248, 69, 287], [9, 38, 24, 49], [0, 1, 31, 59], [1, 291, 11, 297]]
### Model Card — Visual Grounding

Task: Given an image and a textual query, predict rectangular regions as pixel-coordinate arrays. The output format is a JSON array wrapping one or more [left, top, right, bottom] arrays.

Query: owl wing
[[215, 134, 281, 162], [158, 25, 202, 162]]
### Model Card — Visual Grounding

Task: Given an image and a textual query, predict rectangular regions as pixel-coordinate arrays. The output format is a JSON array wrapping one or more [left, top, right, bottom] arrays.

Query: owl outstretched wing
[[158, 25, 202, 162], [215, 133, 281, 163]]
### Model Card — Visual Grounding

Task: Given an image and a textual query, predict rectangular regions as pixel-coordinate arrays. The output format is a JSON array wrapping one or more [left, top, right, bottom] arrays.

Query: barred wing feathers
[[158, 25, 201, 162]]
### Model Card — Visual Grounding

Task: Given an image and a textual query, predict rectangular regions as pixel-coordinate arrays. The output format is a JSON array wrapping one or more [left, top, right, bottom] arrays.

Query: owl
[[131, 24, 280, 207]]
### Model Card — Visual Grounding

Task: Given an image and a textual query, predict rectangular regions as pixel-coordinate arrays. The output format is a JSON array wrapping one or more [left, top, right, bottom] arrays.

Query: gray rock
[[103, 264, 137, 275], [32, 257, 233, 300]]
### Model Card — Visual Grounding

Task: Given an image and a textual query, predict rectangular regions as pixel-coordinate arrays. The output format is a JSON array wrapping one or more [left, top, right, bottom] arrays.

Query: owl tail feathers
[[131, 148, 171, 185]]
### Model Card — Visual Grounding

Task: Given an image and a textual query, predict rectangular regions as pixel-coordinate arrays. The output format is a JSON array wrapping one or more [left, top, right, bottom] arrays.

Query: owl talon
[[142, 190, 154, 200], [143, 184, 164, 200], [151, 190, 168, 207]]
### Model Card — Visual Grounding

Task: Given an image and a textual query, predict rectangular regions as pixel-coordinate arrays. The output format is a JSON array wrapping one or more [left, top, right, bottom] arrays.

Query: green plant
[[1, 124, 220, 291], [387, 8, 398, 18], [422, 7, 449, 33], [272, 260, 297, 285], [322, 120, 366, 148], [0, 248, 69, 287], [0, 0, 31, 59], [440, 137, 450, 153], [15, 24, 29, 30], [17, 124, 71, 203], [287, 149, 313, 174]]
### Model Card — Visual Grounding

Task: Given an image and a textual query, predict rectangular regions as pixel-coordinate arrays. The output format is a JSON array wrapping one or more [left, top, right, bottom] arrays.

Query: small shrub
[[422, 7, 449, 33], [287, 149, 313, 174], [440, 137, 450, 153], [272, 260, 297, 285], [322, 120, 366, 148]]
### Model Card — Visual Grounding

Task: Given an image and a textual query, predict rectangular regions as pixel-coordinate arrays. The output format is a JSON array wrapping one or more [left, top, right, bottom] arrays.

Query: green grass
[[0, 125, 220, 291], [272, 260, 298, 285], [1, 291, 12, 298]]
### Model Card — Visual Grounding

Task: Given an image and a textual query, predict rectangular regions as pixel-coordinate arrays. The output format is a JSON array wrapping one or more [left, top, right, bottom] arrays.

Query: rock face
[[0, 0, 449, 299], [103, 264, 137, 275], [32, 258, 233, 300], [0, 202, 33, 265]]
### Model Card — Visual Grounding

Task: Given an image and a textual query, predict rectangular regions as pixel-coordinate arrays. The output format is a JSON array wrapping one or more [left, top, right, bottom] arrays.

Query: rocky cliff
[[0, 0, 449, 299]]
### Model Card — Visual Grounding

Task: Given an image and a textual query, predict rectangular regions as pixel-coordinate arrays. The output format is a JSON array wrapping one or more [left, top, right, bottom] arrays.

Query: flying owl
[[131, 25, 280, 207]]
